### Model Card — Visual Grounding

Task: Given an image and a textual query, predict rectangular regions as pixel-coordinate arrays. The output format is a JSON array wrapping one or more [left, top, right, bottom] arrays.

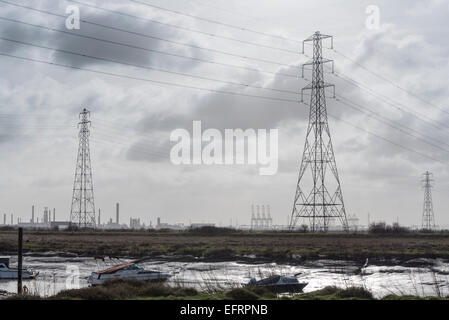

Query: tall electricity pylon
[[289, 31, 348, 232], [70, 108, 96, 228], [421, 171, 435, 230]]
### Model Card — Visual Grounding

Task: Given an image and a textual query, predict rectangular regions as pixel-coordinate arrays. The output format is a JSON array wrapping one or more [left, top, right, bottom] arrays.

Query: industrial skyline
[[0, 0, 449, 228]]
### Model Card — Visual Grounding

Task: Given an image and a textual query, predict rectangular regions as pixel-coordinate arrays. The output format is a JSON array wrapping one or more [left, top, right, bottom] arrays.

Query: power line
[[0, 51, 301, 104], [330, 70, 449, 132], [67, 0, 449, 120], [1, 45, 445, 166], [0, 16, 300, 80], [331, 48, 449, 117], [0, 0, 300, 67], [332, 95, 449, 154], [90, 136, 169, 160], [299, 77, 446, 164], [306, 60, 449, 138], [308, 44, 449, 128], [11, 1, 447, 157], [127, 0, 302, 44], [189, 0, 264, 21], [0, 36, 301, 95], [304, 71, 445, 139], [0, 113, 172, 157], [313, 103, 445, 165], [65, 0, 300, 54], [91, 132, 171, 158]]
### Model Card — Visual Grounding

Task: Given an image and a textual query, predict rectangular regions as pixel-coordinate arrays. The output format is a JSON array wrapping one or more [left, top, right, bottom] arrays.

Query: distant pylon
[[421, 171, 435, 230], [70, 108, 96, 228], [289, 31, 348, 232]]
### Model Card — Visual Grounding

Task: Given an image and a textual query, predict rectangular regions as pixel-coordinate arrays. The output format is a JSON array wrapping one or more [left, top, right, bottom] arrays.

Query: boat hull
[[88, 272, 171, 286], [0, 270, 37, 280]]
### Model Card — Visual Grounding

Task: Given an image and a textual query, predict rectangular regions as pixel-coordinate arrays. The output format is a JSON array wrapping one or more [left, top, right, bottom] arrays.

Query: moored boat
[[0, 258, 38, 280], [245, 275, 307, 294], [88, 262, 171, 285]]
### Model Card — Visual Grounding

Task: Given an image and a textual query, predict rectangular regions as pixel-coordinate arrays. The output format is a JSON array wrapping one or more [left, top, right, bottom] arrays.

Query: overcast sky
[[0, 0, 448, 228]]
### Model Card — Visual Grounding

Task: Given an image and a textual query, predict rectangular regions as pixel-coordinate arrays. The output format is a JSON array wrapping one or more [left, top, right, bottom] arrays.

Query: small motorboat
[[245, 275, 307, 294], [88, 262, 171, 285], [0, 258, 38, 280]]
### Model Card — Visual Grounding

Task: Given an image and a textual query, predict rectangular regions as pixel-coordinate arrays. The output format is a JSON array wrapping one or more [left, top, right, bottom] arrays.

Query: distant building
[[250, 204, 273, 230], [129, 217, 145, 229], [154, 217, 185, 230], [98, 217, 128, 230], [190, 223, 215, 229], [17, 206, 66, 229], [18, 222, 51, 229]]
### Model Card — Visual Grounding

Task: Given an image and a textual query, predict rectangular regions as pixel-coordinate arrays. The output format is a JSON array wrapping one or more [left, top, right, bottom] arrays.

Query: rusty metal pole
[[18, 227, 23, 294]]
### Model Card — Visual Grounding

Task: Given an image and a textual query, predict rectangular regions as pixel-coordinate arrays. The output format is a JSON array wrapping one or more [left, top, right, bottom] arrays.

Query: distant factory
[[250, 204, 273, 230], [0, 202, 219, 231], [13, 205, 71, 230]]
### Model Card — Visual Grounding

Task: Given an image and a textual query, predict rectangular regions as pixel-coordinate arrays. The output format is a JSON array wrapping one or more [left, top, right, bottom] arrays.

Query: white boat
[[0, 258, 38, 280], [88, 262, 171, 285]]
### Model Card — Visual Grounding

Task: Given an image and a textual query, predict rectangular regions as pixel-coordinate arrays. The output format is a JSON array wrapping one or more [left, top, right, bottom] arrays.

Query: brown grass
[[0, 230, 448, 262]]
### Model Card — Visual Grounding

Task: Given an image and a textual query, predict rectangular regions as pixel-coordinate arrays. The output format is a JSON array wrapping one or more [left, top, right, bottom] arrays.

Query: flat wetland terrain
[[1, 229, 449, 263]]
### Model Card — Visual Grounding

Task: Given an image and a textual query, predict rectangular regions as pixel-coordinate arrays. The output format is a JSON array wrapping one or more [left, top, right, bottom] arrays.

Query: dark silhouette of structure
[[422, 171, 435, 230], [290, 31, 348, 232], [251, 204, 273, 229], [70, 108, 96, 228]]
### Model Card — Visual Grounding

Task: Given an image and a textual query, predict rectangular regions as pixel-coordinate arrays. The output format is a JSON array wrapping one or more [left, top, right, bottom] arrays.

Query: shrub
[[54, 287, 116, 300], [174, 287, 198, 297], [297, 286, 374, 300], [188, 226, 237, 236], [203, 248, 235, 259], [49, 279, 201, 300], [248, 287, 276, 299], [140, 285, 171, 297], [369, 222, 409, 234], [225, 288, 259, 300], [337, 287, 373, 299]]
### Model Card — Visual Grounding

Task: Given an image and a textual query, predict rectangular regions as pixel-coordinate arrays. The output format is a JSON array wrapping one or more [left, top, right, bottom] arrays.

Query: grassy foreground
[[1, 229, 449, 262], [7, 279, 448, 300]]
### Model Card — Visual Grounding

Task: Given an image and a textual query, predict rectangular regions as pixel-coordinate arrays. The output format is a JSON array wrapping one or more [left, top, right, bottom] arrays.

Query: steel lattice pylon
[[289, 31, 348, 232], [421, 171, 435, 230], [70, 108, 96, 228]]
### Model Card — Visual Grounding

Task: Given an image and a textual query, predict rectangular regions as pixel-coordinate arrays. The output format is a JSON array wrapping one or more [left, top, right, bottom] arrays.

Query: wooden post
[[18, 227, 23, 294]]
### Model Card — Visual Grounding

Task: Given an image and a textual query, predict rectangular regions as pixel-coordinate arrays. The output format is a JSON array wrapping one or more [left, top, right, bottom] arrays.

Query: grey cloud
[[134, 65, 310, 132], [0, 22, 44, 54], [51, 7, 206, 71], [0, 2, 205, 71], [126, 137, 171, 162]]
